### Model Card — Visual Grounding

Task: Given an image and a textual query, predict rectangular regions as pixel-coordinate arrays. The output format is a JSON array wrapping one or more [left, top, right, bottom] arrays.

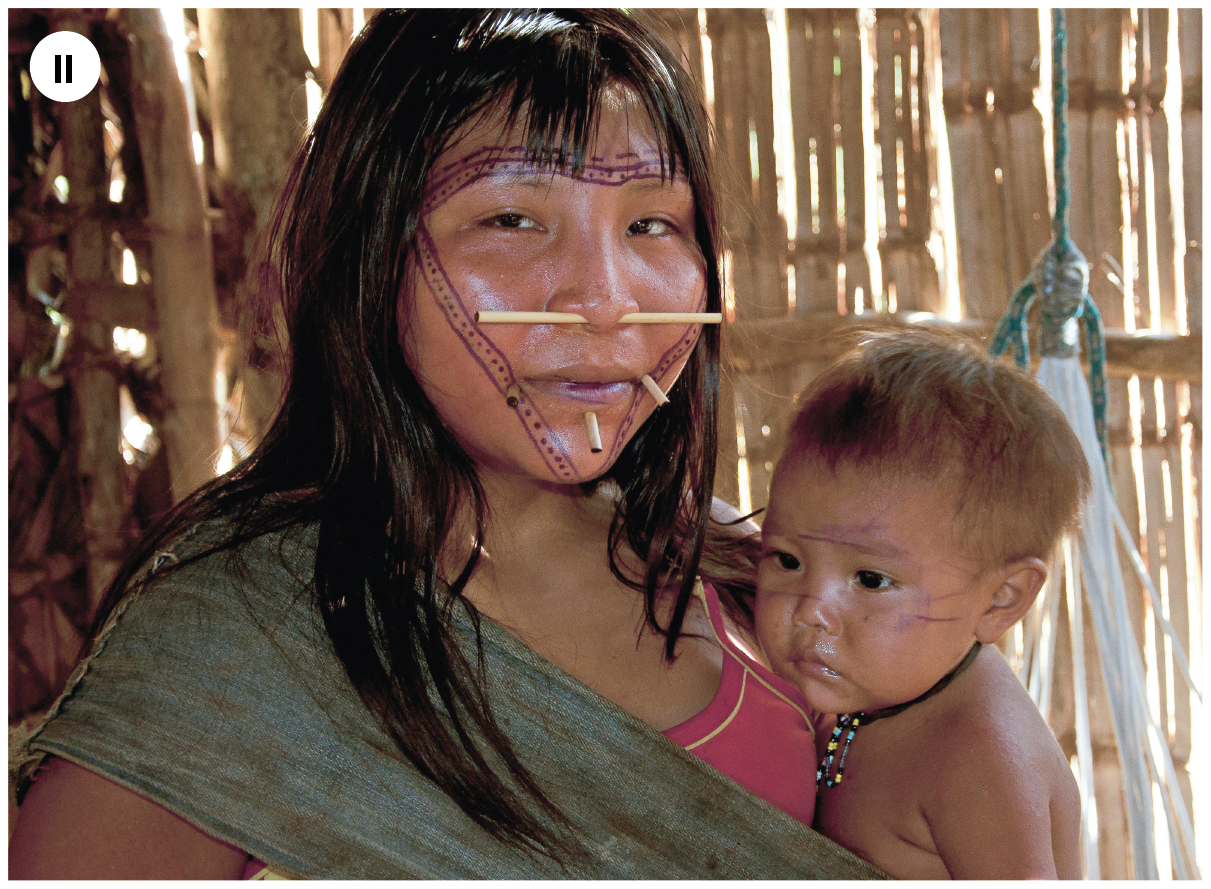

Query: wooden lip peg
[[639, 374, 669, 407], [505, 383, 521, 407], [584, 411, 603, 453]]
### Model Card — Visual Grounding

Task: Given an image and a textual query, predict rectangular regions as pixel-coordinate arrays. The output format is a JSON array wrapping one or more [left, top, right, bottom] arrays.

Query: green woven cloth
[[12, 519, 884, 879]]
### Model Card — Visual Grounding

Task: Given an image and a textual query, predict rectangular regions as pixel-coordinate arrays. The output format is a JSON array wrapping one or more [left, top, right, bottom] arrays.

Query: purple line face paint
[[754, 458, 1007, 716], [401, 98, 707, 484]]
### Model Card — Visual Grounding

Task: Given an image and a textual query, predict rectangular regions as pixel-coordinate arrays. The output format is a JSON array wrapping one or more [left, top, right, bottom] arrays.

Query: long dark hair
[[86, 9, 757, 861]]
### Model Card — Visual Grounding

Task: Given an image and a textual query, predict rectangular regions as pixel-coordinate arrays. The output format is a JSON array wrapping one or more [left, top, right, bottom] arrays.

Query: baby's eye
[[774, 551, 801, 571], [627, 217, 673, 236], [855, 570, 893, 591]]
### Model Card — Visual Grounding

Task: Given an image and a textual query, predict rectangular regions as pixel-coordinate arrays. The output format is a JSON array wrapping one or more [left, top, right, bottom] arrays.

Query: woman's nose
[[544, 223, 641, 331]]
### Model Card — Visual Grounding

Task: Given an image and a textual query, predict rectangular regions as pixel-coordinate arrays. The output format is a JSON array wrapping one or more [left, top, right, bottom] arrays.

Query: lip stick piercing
[[640, 374, 669, 407], [584, 412, 603, 453], [474, 311, 723, 325], [505, 383, 521, 407]]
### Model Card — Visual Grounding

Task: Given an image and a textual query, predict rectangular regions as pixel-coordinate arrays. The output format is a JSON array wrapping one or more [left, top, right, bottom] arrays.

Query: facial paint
[[414, 145, 707, 481]]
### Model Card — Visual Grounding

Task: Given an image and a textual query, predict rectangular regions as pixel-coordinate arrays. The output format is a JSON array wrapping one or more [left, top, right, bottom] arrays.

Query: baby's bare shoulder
[[913, 646, 1079, 878], [932, 646, 1067, 769]]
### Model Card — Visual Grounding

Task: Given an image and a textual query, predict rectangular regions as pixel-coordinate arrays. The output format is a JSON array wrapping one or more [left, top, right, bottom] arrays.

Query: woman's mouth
[[524, 379, 636, 406]]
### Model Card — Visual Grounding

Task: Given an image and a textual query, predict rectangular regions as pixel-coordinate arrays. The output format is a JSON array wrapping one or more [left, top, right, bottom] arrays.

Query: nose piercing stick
[[619, 313, 722, 324], [584, 412, 603, 453], [474, 311, 723, 324], [505, 383, 521, 407], [640, 374, 669, 406]]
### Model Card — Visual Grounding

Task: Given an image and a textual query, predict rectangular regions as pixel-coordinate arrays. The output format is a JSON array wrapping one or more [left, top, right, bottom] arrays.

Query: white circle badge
[[29, 31, 102, 103]]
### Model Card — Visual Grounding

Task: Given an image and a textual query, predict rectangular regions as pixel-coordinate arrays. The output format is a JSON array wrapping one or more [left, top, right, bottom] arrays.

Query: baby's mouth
[[792, 649, 843, 680]]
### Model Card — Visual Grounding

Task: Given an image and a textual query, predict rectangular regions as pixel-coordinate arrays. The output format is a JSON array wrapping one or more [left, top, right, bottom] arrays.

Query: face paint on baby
[[403, 96, 708, 483], [755, 457, 1003, 716]]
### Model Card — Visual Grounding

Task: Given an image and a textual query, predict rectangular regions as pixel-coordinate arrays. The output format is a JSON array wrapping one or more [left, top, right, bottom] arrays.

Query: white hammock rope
[[1035, 356, 1201, 880], [1112, 505, 1202, 703], [1064, 535, 1100, 878], [1030, 553, 1064, 719]]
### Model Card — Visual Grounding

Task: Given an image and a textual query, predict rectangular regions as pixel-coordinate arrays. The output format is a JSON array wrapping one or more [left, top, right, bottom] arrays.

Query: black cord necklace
[[817, 641, 983, 789]]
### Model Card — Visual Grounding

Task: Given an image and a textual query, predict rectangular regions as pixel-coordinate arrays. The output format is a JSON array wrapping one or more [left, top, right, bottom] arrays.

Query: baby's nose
[[792, 593, 841, 637]]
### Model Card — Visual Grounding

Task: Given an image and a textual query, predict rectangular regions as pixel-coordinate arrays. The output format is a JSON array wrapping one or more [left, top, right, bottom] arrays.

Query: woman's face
[[402, 90, 708, 484]]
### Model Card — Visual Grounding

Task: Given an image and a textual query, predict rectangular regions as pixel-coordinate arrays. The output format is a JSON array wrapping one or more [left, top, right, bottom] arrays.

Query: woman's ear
[[974, 557, 1048, 644]]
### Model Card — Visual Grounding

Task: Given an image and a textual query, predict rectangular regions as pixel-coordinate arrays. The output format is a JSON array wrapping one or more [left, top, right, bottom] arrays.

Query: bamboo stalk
[[196, 9, 309, 449], [57, 10, 132, 610], [725, 311, 1202, 382], [121, 9, 222, 502]]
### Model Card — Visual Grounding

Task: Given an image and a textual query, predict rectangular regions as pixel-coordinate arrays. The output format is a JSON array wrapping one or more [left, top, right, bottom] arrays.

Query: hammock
[[989, 10, 1201, 880]]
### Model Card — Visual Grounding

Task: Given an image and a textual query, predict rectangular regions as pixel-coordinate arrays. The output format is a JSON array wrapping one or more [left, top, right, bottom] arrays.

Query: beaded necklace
[[817, 641, 983, 789]]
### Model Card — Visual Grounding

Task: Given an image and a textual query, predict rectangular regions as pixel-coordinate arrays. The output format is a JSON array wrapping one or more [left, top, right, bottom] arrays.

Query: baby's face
[[755, 456, 1001, 715]]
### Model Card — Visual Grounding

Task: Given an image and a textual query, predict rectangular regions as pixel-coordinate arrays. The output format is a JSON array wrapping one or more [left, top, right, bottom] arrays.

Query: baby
[[755, 329, 1089, 880]]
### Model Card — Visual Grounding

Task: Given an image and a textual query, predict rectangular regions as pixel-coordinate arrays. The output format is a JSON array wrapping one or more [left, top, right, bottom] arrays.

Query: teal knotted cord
[[1051, 10, 1071, 248], [1082, 297, 1110, 468], [989, 9, 1111, 470], [989, 281, 1037, 369]]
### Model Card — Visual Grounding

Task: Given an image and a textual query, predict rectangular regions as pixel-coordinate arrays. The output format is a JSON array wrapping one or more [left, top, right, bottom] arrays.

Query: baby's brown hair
[[780, 328, 1092, 568]]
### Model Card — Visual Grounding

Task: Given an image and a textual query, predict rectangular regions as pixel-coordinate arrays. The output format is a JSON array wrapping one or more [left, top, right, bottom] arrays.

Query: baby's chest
[[813, 730, 949, 879]]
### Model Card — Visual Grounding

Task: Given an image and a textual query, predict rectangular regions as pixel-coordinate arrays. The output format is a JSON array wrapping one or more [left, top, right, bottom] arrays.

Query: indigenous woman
[[10, 10, 878, 878]]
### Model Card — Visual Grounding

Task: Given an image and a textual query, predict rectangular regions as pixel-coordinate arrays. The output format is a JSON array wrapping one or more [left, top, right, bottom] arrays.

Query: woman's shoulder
[[46, 505, 329, 726], [68, 502, 324, 659], [132, 499, 322, 600], [11, 509, 346, 853]]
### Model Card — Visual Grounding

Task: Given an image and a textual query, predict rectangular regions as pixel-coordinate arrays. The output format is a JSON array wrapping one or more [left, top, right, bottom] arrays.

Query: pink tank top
[[660, 581, 817, 827], [242, 581, 816, 878]]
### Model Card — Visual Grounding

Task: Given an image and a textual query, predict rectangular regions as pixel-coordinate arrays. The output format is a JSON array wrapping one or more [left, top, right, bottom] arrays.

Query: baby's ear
[[974, 557, 1047, 644]]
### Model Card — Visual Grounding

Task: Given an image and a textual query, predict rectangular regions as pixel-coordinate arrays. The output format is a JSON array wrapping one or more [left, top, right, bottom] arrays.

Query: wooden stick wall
[[653, 9, 1202, 879]]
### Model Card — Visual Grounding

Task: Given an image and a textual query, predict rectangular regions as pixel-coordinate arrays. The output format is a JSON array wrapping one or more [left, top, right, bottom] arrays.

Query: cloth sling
[[11, 517, 884, 879]]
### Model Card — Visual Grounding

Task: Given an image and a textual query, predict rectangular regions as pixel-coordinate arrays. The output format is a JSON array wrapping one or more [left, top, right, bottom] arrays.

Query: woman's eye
[[774, 551, 801, 571], [490, 213, 537, 229], [855, 570, 893, 591], [627, 218, 672, 236]]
